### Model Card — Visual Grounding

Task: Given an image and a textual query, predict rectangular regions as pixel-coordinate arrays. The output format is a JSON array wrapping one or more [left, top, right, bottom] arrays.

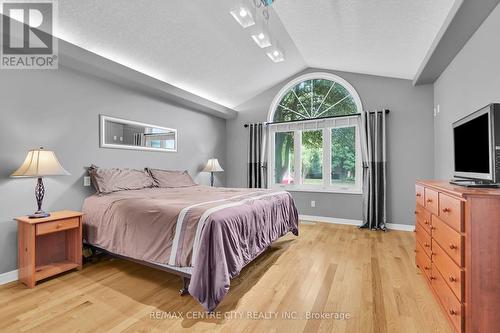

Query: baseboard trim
[[386, 223, 415, 232], [0, 269, 18, 285], [299, 214, 414, 232]]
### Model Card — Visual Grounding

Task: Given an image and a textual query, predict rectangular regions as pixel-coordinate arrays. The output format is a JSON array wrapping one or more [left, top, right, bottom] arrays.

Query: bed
[[82, 185, 299, 311]]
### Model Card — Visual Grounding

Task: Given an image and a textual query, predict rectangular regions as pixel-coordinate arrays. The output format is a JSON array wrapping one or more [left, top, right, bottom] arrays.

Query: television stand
[[450, 179, 500, 188]]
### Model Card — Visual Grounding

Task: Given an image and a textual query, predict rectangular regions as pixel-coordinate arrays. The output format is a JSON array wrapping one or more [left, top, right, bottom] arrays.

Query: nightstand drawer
[[36, 217, 79, 235]]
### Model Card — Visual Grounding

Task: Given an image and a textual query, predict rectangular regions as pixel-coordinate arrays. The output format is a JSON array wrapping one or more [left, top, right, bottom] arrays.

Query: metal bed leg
[[179, 276, 190, 296]]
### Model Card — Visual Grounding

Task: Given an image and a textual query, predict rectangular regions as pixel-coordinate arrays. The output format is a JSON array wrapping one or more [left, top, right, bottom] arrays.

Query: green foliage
[[302, 130, 322, 179], [331, 127, 356, 182], [274, 79, 357, 122], [274, 132, 294, 183]]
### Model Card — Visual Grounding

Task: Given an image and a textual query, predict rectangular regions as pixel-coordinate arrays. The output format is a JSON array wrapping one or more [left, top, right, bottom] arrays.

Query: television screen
[[454, 113, 490, 174]]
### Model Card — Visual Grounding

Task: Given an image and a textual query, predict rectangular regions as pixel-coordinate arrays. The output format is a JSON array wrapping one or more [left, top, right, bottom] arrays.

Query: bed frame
[[87, 244, 192, 295]]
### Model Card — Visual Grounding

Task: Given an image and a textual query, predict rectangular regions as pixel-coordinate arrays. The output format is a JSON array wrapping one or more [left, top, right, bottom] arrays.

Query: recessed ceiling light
[[251, 31, 271, 48], [266, 48, 284, 62], [230, 6, 255, 28]]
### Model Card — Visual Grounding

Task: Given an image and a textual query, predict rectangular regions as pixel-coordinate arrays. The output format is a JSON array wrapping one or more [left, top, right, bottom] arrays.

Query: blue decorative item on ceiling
[[261, 0, 274, 6]]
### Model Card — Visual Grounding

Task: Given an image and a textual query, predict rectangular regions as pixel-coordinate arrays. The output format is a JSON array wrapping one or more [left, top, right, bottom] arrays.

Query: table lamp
[[202, 158, 224, 187], [11, 147, 70, 218]]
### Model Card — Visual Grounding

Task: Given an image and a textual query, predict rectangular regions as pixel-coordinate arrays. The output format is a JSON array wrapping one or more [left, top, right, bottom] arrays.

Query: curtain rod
[[243, 109, 390, 128]]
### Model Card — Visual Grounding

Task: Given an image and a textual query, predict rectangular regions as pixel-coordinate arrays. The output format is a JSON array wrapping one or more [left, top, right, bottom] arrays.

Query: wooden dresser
[[414, 180, 500, 333]]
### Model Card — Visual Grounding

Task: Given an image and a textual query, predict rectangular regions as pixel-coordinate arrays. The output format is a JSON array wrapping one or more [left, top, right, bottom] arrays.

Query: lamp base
[[30, 178, 50, 218], [29, 211, 50, 219]]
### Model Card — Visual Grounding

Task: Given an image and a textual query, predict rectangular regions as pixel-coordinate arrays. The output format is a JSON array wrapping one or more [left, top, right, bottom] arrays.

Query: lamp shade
[[11, 148, 70, 178], [202, 158, 224, 173]]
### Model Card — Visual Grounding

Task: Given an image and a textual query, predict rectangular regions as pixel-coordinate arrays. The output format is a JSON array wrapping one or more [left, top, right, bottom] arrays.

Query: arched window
[[268, 73, 363, 193], [269, 73, 362, 122]]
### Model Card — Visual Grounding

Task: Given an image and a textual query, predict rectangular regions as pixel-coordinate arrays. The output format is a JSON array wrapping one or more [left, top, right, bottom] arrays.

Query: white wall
[[434, 3, 500, 179]]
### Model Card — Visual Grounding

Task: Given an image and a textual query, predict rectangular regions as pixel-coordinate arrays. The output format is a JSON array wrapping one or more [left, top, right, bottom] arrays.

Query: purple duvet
[[82, 186, 299, 311]]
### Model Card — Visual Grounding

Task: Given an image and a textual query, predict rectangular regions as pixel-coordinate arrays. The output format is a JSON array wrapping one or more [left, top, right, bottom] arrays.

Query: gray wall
[[226, 68, 435, 224], [434, 3, 500, 178], [0, 65, 226, 274]]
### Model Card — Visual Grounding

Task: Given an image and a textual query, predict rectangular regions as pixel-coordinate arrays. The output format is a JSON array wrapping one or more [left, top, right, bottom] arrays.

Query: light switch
[[83, 176, 91, 187]]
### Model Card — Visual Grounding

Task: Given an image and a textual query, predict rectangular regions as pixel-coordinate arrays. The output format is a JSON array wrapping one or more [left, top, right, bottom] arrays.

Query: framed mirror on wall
[[100, 115, 177, 152]]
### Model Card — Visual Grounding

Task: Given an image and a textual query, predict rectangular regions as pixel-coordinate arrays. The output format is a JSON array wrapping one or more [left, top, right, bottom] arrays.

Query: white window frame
[[267, 72, 363, 194]]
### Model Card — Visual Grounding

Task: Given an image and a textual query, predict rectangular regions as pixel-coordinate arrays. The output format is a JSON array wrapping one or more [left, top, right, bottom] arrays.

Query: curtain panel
[[247, 123, 268, 188], [360, 110, 387, 230]]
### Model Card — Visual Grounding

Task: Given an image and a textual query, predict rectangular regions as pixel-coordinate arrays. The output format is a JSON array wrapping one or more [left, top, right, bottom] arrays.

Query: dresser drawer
[[432, 240, 463, 302], [438, 193, 463, 232], [432, 215, 463, 266], [415, 222, 432, 258], [415, 204, 432, 234], [416, 242, 432, 282], [431, 264, 463, 332], [424, 188, 439, 215], [415, 184, 425, 207], [36, 217, 80, 236]]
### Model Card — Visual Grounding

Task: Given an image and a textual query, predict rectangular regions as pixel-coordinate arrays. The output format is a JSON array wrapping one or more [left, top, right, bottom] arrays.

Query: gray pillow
[[88, 165, 155, 194], [146, 168, 197, 188]]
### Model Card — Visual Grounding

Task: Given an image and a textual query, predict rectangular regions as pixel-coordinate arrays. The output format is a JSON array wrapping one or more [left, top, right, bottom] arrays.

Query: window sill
[[271, 186, 363, 195]]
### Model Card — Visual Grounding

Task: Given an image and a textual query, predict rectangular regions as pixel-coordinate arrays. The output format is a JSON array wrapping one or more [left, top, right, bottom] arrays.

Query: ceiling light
[[266, 48, 284, 62], [230, 6, 255, 28], [251, 31, 271, 48]]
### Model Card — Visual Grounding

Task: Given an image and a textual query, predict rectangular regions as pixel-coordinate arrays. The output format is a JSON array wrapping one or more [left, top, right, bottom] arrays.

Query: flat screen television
[[452, 104, 500, 186]]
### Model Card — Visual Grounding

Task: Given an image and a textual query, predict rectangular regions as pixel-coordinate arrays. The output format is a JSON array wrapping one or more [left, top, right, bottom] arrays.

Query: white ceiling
[[273, 0, 456, 79], [54, 0, 455, 109]]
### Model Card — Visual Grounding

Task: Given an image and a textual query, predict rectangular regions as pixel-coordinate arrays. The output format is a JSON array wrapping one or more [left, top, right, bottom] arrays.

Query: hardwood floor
[[0, 222, 452, 333]]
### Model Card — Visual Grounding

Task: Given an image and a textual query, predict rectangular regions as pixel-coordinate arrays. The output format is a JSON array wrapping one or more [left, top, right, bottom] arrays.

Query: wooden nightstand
[[15, 210, 83, 288]]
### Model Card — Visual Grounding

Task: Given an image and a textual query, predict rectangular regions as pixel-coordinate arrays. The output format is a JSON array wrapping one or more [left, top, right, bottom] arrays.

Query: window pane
[[274, 132, 294, 184], [273, 78, 358, 122], [331, 127, 356, 186], [301, 130, 323, 185]]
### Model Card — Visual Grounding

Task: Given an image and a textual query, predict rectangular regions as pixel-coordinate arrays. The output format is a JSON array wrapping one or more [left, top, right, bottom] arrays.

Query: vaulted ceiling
[[55, 0, 455, 109]]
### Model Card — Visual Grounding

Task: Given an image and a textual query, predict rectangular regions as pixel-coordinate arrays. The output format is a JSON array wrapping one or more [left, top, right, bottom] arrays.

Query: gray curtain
[[360, 110, 387, 230], [247, 123, 267, 188]]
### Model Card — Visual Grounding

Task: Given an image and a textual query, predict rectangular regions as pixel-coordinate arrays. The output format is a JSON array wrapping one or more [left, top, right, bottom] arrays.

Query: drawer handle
[[416, 193, 422, 197], [442, 208, 451, 213], [56, 223, 63, 228], [430, 276, 436, 280], [414, 211, 418, 215], [426, 199, 433, 203], [449, 276, 457, 282], [449, 243, 457, 250], [424, 243, 430, 248], [414, 249, 418, 253], [431, 226, 436, 231], [431, 252, 436, 256], [424, 220, 429, 225], [424, 266, 430, 270], [449, 309, 458, 316]]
